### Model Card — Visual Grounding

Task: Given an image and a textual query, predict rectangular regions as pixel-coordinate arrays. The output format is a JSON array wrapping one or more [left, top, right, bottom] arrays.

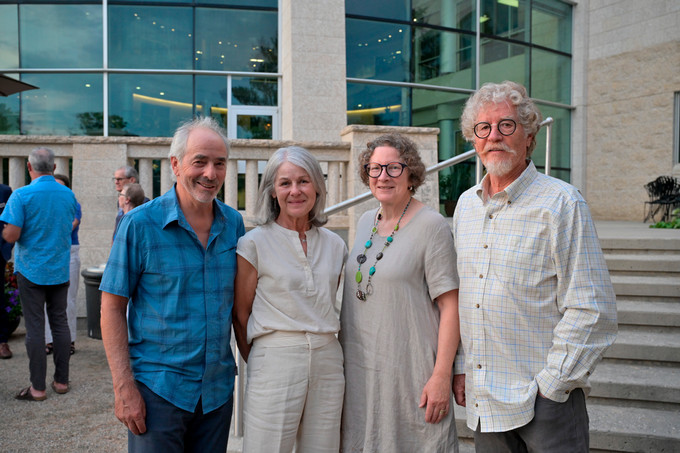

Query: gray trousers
[[474, 388, 589, 453], [17, 273, 70, 391]]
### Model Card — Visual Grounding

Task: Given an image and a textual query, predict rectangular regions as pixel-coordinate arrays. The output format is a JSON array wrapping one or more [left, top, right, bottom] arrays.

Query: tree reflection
[[77, 112, 133, 136]]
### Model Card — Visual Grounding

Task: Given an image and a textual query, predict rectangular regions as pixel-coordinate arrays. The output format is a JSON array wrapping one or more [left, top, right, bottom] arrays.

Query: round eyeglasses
[[364, 162, 408, 178], [473, 119, 517, 139]]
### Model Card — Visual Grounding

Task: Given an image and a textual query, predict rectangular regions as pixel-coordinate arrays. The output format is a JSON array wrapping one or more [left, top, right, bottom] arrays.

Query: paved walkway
[[1, 221, 676, 452]]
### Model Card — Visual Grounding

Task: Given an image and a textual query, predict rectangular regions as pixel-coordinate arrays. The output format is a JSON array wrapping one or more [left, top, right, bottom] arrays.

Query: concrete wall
[[583, 0, 680, 220]]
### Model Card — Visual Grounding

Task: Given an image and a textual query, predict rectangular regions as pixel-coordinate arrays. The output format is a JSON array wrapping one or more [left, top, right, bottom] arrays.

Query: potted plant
[[4, 261, 21, 334]]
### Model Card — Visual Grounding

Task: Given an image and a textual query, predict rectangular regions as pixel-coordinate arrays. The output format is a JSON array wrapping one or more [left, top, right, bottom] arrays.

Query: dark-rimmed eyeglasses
[[473, 119, 517, 139], [364, 162, 408, 178], [112, 177, 129, 183]]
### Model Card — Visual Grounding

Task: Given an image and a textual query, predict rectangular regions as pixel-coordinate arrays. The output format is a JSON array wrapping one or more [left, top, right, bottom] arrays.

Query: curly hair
[[358, 133, 426, 194], [460, 81, 542, 157]]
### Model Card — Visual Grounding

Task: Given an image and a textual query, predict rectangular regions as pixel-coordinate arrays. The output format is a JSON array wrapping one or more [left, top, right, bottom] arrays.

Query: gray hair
[[254, 146, 328, 227], [460, 81, 543, 157], [117, 165, 139, 181], [122, 183, 146, 208], [169, 116, 229, 163], [28, 147, 55, 173]]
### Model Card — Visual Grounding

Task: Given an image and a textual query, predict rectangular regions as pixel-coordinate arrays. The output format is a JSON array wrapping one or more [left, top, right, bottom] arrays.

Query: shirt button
[[477, 364, 482, 369], [479, 274, 483, 278], [488, 214, 493, 219], [476, 304, 480, 308], [507, 200, 512, 205], [483, 244, 488, 249], [475, 403, 479, 407], [565, 390, 570, 394]]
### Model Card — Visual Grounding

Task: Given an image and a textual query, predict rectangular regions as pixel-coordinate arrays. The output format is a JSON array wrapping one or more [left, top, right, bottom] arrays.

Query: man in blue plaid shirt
[[452, 81, 617, 452], [100, 117, 245, 452]]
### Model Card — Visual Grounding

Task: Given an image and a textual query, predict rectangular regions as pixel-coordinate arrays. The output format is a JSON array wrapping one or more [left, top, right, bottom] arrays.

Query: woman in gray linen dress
[[340, 133, 460, 452]]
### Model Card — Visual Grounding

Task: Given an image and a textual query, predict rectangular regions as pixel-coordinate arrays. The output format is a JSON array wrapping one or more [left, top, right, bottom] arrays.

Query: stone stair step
[[455, 399, 680, 452], [605, 253, 680, 273], [590, 360, 680, 404], [616, 299, 680, 326], [588, 400, 680, 452], [610, 275, 680, 298], [605, 326, 680, 362]]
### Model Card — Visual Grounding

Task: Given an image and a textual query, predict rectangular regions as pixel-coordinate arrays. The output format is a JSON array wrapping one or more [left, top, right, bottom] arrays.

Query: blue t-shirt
[[72, 201, 82, 245], [0, 175, 76, 285], [100, 186, 245, 413]]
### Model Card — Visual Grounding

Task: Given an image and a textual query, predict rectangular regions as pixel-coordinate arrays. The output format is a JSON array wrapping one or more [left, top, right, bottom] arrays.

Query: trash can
[[82, 264, 106, 339]]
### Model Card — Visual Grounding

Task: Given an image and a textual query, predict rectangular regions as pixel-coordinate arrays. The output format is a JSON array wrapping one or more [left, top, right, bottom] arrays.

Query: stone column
[[280, 0, 347, 142]]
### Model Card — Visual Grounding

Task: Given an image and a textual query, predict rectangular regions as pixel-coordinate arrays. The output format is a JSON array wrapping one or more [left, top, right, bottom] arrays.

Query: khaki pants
[[243, 331, 345, 453]]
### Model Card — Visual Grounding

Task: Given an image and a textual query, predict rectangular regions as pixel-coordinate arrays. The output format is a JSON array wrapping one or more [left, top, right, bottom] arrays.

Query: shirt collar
[[30, 174, 56, 185], [160, 184, 226, 233], [475, 160, 538, 203]]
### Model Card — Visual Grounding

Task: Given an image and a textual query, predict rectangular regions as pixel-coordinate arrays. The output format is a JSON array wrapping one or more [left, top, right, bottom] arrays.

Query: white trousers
[[45, 245, 80, 343], [243, 331, 345, 453]]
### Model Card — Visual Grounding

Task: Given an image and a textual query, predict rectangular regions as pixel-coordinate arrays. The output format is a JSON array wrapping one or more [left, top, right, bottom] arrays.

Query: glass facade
[[0, 0, 573, 213], [345, 0, 573, 213], [0, 1, 278, 138]]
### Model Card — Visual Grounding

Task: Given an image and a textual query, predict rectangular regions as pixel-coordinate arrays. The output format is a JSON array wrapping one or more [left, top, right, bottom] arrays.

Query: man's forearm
[[101, 292, 135, 389]]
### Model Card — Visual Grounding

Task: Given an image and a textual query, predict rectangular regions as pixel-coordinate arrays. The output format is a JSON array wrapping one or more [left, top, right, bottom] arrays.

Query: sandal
[[51, 381, 70, 395], [70, 342, 75, 355], [15, 387, 47, 401], [45, 343, 53, 355]]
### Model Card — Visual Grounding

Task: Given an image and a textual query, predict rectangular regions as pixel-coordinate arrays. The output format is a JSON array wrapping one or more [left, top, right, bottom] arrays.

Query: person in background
[[112, 183, 146, 241], [340, 133, 460, 452], [234, 146, 347, 453], [100, 116, 244, 452], [112, 165, 149, 238], [44, 174, 81, 356], [452, 80, 617, 452], [1, 147, 77, 400], [0, 182, 14, 359]]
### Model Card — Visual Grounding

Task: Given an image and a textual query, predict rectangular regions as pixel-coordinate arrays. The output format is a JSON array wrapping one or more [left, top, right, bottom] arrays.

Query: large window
[[0, 1, 279, 137], [346, 0, 573, 215]]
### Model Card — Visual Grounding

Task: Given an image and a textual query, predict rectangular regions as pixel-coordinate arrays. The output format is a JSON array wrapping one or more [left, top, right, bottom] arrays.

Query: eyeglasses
[[112, 177, 128, 183], [473, 119, 517, 139], [364, 162, 408, 178]]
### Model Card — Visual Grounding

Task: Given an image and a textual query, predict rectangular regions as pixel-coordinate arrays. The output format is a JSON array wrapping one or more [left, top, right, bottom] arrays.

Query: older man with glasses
[[452, 81, 618, 453]]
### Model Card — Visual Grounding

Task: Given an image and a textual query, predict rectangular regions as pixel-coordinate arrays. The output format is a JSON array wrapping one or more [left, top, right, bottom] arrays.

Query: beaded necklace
[[355, 197, 412, 301]]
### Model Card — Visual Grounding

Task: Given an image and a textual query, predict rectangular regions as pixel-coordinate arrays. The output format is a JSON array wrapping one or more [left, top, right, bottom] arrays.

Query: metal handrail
[[323, 116, 553, 216]]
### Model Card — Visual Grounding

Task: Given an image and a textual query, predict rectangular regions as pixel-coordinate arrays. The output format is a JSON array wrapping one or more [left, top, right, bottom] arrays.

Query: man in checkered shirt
[[452, 81, 617, 452]]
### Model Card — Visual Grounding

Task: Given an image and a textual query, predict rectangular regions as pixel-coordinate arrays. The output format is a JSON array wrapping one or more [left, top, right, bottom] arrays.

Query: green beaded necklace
[[355, 197, 412, 301]]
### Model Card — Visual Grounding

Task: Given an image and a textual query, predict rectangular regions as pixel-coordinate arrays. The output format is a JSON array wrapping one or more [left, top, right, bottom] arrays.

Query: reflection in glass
[[412, 0, 475, 30], [347, 82, 408, 126], [531, 48, 571, 104], [0, 6, 19, 68], [200, 0, 277, 6], [21, 73, 103, 135], [479, 0, 528, 43], [346, 19, 411, 82], [0, 95, 20, 135], [231, 77, 277, 106], [195, 8, 277, 72], [109, 74, 192, 137], [532, 0, 572, 53], [345, 0, 409, 21], [479, 39, 529, 88], [109, 6, 192, 70], [236, 115, 272, 139], [195, 75, 229, 130], [20, 5, 102, 69], [414, 28, 475, 84]]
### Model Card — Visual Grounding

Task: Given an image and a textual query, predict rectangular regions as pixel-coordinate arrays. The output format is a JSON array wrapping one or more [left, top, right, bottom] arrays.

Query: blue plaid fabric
[[453, 161, 617, 432], [100, 186, 245, 413]]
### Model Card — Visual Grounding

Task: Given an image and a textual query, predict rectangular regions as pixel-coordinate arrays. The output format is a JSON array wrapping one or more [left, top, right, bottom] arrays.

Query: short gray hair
[[28, 147, 55, 173], [254, 146, 328, 227], [117, 165, 139, 181], [460, 81, 543, 157], [169, 116, 229, 163]]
